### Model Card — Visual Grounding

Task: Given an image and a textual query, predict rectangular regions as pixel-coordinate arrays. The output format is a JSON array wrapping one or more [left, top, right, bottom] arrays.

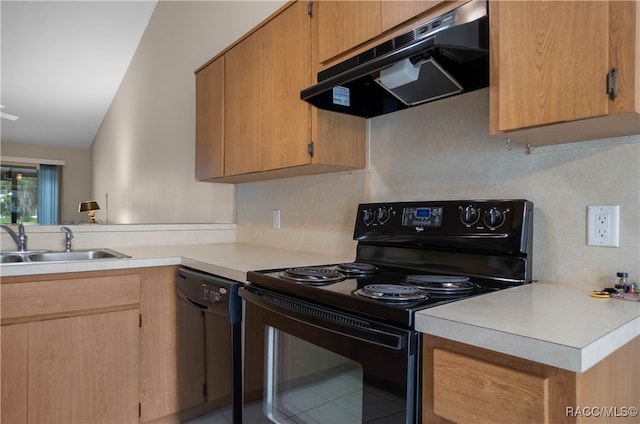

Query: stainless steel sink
[[0, 248, 129, 263], [28, 249, 130, 262], [0, 254, 28, 263]]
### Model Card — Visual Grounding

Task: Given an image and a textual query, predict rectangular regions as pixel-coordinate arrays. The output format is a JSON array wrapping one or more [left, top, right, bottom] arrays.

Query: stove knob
[[460, 205, 479, 226], [484, 207, 505, 228], [363, 209, 375, 226], [377, 207, 390, 224]]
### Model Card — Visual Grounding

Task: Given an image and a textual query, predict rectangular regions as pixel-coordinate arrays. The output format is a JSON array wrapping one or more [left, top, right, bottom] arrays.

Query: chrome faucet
[[61, 227, 74, 252], [1, 223, 28, 252]]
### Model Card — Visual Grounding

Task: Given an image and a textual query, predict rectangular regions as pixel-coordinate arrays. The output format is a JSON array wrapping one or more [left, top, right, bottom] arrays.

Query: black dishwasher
[[175, 267, 242, 424]]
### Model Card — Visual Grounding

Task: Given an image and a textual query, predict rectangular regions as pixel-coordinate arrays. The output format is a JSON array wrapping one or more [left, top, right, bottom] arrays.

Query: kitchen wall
[[91, 1, 286, 224], [1, 142, 91, 222], [90, 1, 640, 287], [237, 89, 640, 287]]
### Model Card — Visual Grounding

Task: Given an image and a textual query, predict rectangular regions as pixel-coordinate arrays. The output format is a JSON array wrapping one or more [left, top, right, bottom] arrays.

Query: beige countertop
[[3, 243, 638, 373], [415, 282, 640, 373], [0, 243, 353, 282]]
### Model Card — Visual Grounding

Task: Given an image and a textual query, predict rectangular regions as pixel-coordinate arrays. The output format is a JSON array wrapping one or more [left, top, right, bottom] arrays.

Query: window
[[0, 163, 60, 224]]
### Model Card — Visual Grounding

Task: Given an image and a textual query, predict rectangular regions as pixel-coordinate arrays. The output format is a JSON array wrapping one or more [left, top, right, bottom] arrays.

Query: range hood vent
[[300, 1, 489, 118]]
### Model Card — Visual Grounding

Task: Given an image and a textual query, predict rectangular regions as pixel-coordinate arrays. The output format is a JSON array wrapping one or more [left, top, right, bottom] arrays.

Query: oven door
[[240, 286, 419, 424]]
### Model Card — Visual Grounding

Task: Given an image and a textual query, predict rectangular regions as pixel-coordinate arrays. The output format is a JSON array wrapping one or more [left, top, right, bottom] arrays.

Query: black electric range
[[247, 199, 534, 329]]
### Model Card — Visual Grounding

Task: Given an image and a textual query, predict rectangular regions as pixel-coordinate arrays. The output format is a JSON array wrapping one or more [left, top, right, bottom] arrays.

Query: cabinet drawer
[[1, 273, 140, 323], [433, 348, 548, 424]]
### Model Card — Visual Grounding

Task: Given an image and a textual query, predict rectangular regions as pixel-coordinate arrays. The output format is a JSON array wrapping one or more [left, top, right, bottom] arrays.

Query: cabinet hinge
[[308, 142, 314, 157], [139, 314, 142, 328], [607, 67, 618, 101], [139, 403, 141, 418], [308, 2, 313, 17]]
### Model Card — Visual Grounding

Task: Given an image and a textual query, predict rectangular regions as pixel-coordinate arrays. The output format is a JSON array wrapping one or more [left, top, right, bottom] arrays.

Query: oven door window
[[242, 288, 417, 424], [264, 326, 364, 423]]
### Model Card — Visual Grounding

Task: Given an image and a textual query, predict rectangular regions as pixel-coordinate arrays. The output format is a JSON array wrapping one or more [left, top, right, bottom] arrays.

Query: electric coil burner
[[279, 266, 345, 285], [355, 283, 428, 302], [335, 262, 379, 277], [403, 275, 477, 297]]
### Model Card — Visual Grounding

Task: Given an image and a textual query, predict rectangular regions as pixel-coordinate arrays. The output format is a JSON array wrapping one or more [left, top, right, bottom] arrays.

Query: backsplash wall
[[236, 89, 640, 287]]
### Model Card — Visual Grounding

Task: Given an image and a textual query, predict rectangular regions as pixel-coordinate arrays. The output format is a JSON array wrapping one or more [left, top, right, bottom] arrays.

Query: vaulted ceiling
[[1, 1, 157, 149]]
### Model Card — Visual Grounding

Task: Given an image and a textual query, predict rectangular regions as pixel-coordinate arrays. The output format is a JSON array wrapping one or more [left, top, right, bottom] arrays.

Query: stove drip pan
[[354, 283, 428, 302], [279, 267, 345, 285]]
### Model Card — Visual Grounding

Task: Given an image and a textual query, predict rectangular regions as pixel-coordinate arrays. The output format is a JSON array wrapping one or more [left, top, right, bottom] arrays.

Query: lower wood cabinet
[[423, 335, 640, 424], [1, 266, 180, 424], [138, 266, 181, 423]]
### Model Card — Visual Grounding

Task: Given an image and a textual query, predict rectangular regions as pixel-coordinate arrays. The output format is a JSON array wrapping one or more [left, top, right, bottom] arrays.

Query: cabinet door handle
[[607, 67, 618, 101]]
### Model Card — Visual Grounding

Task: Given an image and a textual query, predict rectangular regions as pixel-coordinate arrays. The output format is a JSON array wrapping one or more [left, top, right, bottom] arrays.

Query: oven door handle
[[241, 287, 408, 351]]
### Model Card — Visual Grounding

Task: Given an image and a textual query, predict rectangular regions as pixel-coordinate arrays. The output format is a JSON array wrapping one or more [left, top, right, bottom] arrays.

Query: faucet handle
[[18, 223, 27, 251], [61, 227, 74, 252]]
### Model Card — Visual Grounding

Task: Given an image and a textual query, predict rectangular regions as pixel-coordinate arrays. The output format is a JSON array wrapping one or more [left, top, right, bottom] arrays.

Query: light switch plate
[[587, 205, 619, 247]]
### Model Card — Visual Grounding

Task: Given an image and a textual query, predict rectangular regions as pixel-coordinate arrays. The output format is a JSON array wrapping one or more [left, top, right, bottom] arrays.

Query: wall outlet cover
[[587, 205, 619, 247]]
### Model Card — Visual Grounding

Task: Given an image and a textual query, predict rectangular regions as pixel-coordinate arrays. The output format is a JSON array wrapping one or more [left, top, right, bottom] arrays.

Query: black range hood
[[300, 1, 489, 119]]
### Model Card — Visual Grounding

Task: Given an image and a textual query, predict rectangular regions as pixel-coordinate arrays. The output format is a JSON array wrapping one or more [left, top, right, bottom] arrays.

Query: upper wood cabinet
[[315, 1, 449, 66], [248, 0, 311, 173], [316, 1, 381, 64], [195, 1, 365, 183], [381, 1, 448, 33], [224, 30, 263, 176], [490, 0, 640, 146], [222, 0, 313, 177], [195, 57, 224, 180]]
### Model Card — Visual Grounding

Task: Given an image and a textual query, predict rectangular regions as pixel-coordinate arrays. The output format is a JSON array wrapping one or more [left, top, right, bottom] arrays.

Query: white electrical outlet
[[587, 205, 619, 247], [272, 209, 281, 229]]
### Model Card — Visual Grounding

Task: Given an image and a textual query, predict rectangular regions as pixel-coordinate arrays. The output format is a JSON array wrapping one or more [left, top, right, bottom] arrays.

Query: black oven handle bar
[[240, 286, 409, 351]]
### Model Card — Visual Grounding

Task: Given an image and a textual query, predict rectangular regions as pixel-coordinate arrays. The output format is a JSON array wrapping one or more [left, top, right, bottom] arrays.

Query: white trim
[[0, 156, 66, 166]]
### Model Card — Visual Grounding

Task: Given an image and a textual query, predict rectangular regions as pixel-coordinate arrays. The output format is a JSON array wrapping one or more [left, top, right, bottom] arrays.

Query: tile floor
[[184, 368, 406, 424]]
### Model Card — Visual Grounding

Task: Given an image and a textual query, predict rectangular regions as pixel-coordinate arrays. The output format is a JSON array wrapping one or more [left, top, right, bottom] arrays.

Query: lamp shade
[[79, 200, 100, 212]]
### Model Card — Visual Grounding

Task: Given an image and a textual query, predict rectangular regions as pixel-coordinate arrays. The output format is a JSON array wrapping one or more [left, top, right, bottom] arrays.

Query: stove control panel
[[401, 206, 443, 227], [354, 200, 533, 253]]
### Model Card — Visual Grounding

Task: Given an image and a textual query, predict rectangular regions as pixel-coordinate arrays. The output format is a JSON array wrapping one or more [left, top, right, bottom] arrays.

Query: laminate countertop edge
[[415, 282, 640, 373]]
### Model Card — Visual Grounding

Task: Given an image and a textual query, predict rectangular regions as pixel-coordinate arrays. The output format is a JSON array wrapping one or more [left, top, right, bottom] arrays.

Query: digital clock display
[[415, 208, 430, 218], [401, 206, 443, 227]]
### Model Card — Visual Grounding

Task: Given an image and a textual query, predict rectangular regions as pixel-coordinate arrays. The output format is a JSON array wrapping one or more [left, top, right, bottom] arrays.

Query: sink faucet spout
[[1, 224, 28, 251], [61, 227, 74, 252]]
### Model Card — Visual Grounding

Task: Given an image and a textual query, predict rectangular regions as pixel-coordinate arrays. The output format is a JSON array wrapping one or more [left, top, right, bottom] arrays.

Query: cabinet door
[[195, 57, 224, 180], [260, 0, 311, 171], [28, 309, 139, 423], [491, 1, 609, 132], [225, 31, 262, 176], [317, 1, 381, 64], [1, 323, 28, 424], [432, 348, 549, 424], [139, 266, 180, 423], [380, 1, 446, 32]]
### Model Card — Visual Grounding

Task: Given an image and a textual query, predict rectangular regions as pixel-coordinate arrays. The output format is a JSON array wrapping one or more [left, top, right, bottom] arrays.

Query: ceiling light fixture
[[0, 105, 20, 121]]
